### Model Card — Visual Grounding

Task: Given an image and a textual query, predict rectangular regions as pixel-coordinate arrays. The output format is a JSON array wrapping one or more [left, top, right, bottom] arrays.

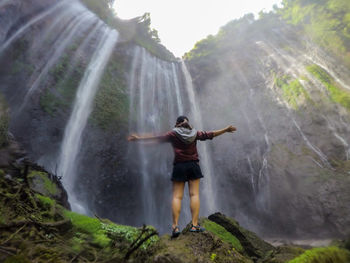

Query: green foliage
[[279, 0, 350, 67], [288, 246, 350, 263], [203, 220, 243, 252], [210, 253, 217, 261], [90, 57, 129, 130], [79, 0, 175, 60], [274, 75, 311, 109], [306, 64, 350, 111]]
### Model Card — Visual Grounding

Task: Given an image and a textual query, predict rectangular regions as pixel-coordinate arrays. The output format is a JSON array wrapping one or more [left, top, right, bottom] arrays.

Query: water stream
[[57, 27, 118, 213]]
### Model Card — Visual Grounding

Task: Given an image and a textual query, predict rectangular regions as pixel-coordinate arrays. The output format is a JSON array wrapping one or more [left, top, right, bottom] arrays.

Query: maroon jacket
[[159, 131, 214, 164]]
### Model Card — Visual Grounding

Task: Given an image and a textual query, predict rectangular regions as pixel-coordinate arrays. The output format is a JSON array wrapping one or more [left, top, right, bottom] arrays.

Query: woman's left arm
[[212, 125, 236, 137]]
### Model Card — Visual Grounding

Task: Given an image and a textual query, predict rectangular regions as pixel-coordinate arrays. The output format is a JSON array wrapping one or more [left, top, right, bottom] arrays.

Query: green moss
[[274, 75, 311, 109], [71, 236, 84, 253], [306, 64, 350, 111], [28, 171, 58, 195], [203, 220, 243, 252], [288, 246, 350, 263], [64, 210, 111, 247], [35, 194, 55, 210]]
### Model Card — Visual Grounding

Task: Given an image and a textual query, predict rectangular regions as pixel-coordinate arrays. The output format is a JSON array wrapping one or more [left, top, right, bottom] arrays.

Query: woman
[[128, 116, 236, 237]]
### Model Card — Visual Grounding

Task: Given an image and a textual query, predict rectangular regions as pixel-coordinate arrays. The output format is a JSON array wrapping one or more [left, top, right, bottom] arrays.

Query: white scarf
[[173, 127, 197, 144]]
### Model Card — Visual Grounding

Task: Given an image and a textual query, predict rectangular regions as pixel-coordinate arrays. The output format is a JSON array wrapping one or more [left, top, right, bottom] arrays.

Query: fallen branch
[[0, 247, 15, 256], [0, 219, 71, 230], [124, 226, 158, 260], [0, 245, 17, 254]]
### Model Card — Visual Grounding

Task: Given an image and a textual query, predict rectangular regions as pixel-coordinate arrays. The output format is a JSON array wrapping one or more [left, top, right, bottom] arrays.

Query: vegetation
[[203, 219, 244, 253], [306, 64, 350, 111], [28, 171, 58, 196], [288, 246, 350, 263], [274, 74, 311, 109], [0, 171, 159, 262], [39, 46, 86, 116], [278, 0, 350, 67], [80, 0, 175, 60], [90, 52, 129, 130]]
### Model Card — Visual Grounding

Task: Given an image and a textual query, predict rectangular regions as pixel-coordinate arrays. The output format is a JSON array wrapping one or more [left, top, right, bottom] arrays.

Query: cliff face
[[185, 14, 350, 237], [1, 0, 350, 239]]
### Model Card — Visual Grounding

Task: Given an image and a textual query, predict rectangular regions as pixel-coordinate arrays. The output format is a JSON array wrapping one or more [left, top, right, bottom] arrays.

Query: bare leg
[[188, 179, 200, 226], [172, 181, 185, 229]]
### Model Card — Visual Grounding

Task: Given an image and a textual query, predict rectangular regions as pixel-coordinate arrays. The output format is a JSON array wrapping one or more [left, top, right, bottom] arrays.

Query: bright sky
[[114, 0, 282, 57]]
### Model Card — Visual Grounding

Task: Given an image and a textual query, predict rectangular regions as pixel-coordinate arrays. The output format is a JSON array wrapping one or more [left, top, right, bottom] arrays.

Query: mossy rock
[[201, 218, 244, 253], [152, 227, 252, 263], [28, 170, 58, 196], [208, 213, 275, 259]]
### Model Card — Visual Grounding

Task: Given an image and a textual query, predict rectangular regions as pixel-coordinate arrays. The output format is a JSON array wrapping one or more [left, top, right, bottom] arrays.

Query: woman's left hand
[[225, 125, 237, 133]]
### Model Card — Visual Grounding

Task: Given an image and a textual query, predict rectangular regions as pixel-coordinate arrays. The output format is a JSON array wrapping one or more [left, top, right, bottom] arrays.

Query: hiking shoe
[[189, 224, 205, 233], [171, 226, 180, 238]]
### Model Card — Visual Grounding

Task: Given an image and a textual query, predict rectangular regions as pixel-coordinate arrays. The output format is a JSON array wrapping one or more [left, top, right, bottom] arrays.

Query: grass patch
[[288, 246, 350, 263], [306, 64, 350, 111], [63, 210, 158, 249], [203, 220, 243, 252]]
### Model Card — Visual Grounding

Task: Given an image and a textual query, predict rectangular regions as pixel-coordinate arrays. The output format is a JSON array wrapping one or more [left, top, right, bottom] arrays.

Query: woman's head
[[175, 116, 192, 129], [176, 116, 189, 125]]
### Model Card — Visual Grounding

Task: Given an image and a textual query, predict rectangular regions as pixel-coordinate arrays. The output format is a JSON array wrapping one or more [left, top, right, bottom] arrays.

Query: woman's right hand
[[127, 134, 140, 141]]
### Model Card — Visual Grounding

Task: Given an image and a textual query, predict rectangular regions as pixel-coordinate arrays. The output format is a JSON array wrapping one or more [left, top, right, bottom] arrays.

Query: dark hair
[[175, 115, 192, 130], [176, 116, 189, 125]]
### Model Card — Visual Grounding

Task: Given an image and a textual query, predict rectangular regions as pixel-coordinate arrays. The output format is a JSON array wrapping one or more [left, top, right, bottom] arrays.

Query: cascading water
[[24, 11, 96, 98], [0, 0, 70, 53], [127, 48, 216, 231], [57, 28, 118, 214], [180, 61, 216, 213]]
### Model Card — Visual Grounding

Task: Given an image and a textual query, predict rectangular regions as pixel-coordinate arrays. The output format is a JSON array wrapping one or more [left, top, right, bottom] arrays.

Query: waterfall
[[181, 60, 216, 213], [24, 11, 97, 100], [127, 49, 216, 230], [128, 47, 185, 227], [57, 28, 118, 214], [0, 0, 70, 54]]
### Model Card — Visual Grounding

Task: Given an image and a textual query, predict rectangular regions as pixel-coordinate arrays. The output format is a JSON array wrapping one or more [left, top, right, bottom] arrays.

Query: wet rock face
[[186, 18, 350, 238]]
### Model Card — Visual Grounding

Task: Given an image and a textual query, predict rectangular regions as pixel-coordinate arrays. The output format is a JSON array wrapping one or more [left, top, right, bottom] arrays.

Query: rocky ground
[[0, 135, 350, 263]]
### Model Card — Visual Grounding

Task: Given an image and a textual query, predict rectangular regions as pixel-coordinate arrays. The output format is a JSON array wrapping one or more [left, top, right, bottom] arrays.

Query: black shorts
[[171, 161, 204, 182]]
